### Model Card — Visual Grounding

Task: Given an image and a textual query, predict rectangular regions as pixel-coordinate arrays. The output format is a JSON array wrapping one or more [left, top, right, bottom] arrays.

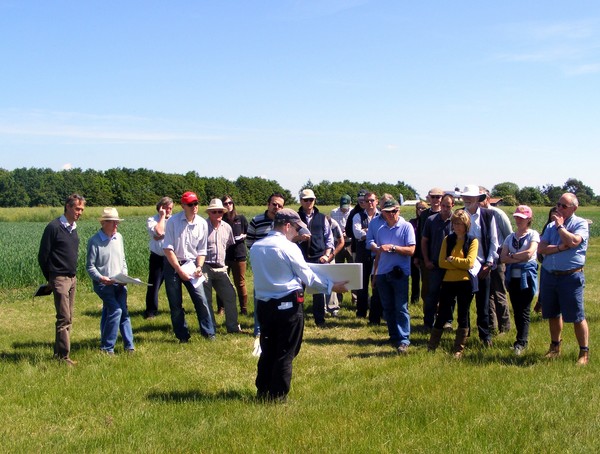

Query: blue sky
[[1, 1, 599, 200]]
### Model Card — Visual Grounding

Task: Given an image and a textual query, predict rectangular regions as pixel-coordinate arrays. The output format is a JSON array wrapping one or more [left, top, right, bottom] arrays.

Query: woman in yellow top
[[427, 210, 479, 358]]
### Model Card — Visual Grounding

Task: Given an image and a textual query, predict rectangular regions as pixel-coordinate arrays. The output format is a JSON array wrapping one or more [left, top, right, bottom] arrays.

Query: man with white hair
[[538, 193, 589, 365]]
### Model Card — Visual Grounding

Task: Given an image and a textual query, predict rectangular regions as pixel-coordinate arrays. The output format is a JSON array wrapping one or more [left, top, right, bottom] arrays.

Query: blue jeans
[[164, 262, 216, 341], [376, 272, 410, 347], [93, 283, 134, 353]]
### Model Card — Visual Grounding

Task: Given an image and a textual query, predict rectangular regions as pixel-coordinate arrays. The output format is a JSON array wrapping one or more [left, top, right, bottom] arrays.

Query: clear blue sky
[[1, 1, 599, 200]]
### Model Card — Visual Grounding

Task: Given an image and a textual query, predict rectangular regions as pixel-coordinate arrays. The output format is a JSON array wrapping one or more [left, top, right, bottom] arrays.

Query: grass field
[[1, 206, 599, 452]]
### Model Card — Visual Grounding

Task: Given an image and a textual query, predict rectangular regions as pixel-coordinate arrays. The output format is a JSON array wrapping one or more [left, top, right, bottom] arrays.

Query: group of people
[[38, 185, 590, 401], [408, 186, 589, 364]]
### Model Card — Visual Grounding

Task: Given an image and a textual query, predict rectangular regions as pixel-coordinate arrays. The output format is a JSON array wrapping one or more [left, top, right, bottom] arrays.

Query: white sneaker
[[252, 337, 262, 357]]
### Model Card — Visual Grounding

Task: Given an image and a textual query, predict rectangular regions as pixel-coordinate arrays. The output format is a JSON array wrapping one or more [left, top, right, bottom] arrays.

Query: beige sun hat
[[99, 207, 124, 221], [205, 198, 226, 212]]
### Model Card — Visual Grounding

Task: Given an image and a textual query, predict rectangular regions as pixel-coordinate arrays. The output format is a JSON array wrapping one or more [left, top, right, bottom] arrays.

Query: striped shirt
[[245, 211, 274, 249]]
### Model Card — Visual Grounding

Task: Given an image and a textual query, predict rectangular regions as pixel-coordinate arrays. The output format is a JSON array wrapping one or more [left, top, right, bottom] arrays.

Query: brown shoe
[[577, 349, 589, 366], [61, 358, 77, 366], [544, 340, 561, 359]]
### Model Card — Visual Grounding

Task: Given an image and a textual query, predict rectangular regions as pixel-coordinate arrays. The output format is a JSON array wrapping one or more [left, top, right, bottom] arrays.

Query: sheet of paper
[[111, 273, 150, 286], [180, 261, 206, 288], [306, 263, 363, 294]]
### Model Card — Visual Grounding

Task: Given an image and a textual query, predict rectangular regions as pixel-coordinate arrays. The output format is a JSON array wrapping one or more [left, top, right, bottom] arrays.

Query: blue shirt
[[375, 218, 415, 276], [540, 214, 588, 272], [366, 214, 386, 253], [250, 230, 333, 301]]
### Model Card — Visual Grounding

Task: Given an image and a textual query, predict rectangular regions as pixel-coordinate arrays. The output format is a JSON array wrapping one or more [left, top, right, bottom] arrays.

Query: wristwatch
[[391, 245, 397, 253]]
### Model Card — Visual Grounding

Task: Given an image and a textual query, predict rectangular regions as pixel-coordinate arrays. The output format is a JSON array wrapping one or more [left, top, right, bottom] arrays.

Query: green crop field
[[1, 206, 599, 452]]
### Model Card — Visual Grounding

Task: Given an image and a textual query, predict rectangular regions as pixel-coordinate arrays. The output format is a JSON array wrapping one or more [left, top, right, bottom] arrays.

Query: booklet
[[306, 263, 363, 294]]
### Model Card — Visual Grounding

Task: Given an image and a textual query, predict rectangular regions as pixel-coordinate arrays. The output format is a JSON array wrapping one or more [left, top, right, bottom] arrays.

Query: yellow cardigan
[[438, 236, 479, 282]]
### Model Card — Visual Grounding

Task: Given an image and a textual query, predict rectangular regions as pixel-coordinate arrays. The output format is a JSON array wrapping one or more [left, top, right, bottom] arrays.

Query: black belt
[[261, 290, 302, 305], [550, 267, 583, 276], [205, 262, 224, 268]]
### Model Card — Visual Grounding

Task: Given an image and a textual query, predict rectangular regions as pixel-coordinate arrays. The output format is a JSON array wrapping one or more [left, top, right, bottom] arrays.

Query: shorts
[[540, 268, 585, 323]]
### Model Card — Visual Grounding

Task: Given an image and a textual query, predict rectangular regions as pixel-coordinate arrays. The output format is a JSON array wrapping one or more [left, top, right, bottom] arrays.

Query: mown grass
[[1, 207, 599, 452]]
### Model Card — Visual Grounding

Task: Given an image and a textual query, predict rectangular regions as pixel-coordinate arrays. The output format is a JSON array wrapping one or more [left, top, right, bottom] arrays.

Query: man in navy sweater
[[38, 193, 86, 366]]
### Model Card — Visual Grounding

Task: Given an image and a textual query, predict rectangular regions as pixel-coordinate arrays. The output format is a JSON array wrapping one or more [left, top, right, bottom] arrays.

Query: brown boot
[[453, 328, 469, 359], [427, 328, 444, 352], [240, 294, 248, 315], [544, 340, 561, 359], [576, 348, 589, 366]]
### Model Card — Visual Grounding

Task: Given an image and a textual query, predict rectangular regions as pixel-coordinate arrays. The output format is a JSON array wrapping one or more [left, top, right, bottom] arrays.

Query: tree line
[[0, 167, 596, 207], [491, 179, 598, 206]]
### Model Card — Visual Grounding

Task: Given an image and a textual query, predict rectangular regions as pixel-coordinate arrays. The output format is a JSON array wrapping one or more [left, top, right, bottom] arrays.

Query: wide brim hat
[[460, 184, 486, 202], [299, 188, 316, 200], [99, 207, 124, 221], [206, 198, 226, 212]]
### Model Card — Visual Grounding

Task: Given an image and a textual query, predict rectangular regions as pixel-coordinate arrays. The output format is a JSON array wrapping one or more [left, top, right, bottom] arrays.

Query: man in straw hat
[[163, 192, 216, 342], [86, 207, 135, 355], [204, 198, 243, 333]]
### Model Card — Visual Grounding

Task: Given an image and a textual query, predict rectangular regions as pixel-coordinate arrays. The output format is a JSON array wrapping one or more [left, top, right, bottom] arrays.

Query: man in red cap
[[163, 191, 216, 342]]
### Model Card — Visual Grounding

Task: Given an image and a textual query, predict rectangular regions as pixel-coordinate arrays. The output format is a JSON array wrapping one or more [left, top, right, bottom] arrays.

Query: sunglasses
[[223, 201, 233, 206], [556, 202, 571, 209], [366, 199, 377, 203], [430, 195, 442, 199], [270, 202, 283, 208], [186, 202, 199, 207], [209, 210, 225, 215], [384, 210, 399, 214], [302, 198, 315, 202]]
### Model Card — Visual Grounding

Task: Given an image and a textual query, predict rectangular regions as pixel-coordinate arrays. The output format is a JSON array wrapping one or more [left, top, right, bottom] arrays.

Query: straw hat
[[99, 207, 124, 222]]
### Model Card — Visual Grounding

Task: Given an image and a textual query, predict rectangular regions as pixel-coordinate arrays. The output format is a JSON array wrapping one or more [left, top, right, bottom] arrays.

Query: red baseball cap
[[181, 191, 198, 204]]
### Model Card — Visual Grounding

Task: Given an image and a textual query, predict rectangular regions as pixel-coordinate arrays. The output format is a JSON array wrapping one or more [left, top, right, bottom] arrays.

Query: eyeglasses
[[556, 202, 572, 209], [186, 202, 199, 207], [302, 198, 315, 202], [223, 201, 233, 206]]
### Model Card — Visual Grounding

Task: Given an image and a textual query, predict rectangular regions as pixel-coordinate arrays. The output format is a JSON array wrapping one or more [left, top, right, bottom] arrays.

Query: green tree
[[562, 178, 596, 205], [492, 182, 520, 199], [517, 187, 548, 206]]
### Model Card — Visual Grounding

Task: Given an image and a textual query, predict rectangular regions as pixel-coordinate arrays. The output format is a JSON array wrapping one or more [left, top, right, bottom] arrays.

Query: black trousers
[[255, 294, 304, 399], [145, 252, 165, 316]]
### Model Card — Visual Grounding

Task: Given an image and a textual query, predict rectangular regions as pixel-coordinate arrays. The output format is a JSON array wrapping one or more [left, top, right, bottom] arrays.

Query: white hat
[[205, 198, 226, 212], [299, 188, 316, 199], [99, 207, 124, 222], [460, 184, 486, 201]]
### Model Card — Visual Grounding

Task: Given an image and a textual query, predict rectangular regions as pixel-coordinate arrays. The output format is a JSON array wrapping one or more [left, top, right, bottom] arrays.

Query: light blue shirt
[[250, 230, 333, 301], [375, 218, 415, 276], [540, 214, 588, 272], [86, 230, 127, 282], [366, 214, 386, 253]]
